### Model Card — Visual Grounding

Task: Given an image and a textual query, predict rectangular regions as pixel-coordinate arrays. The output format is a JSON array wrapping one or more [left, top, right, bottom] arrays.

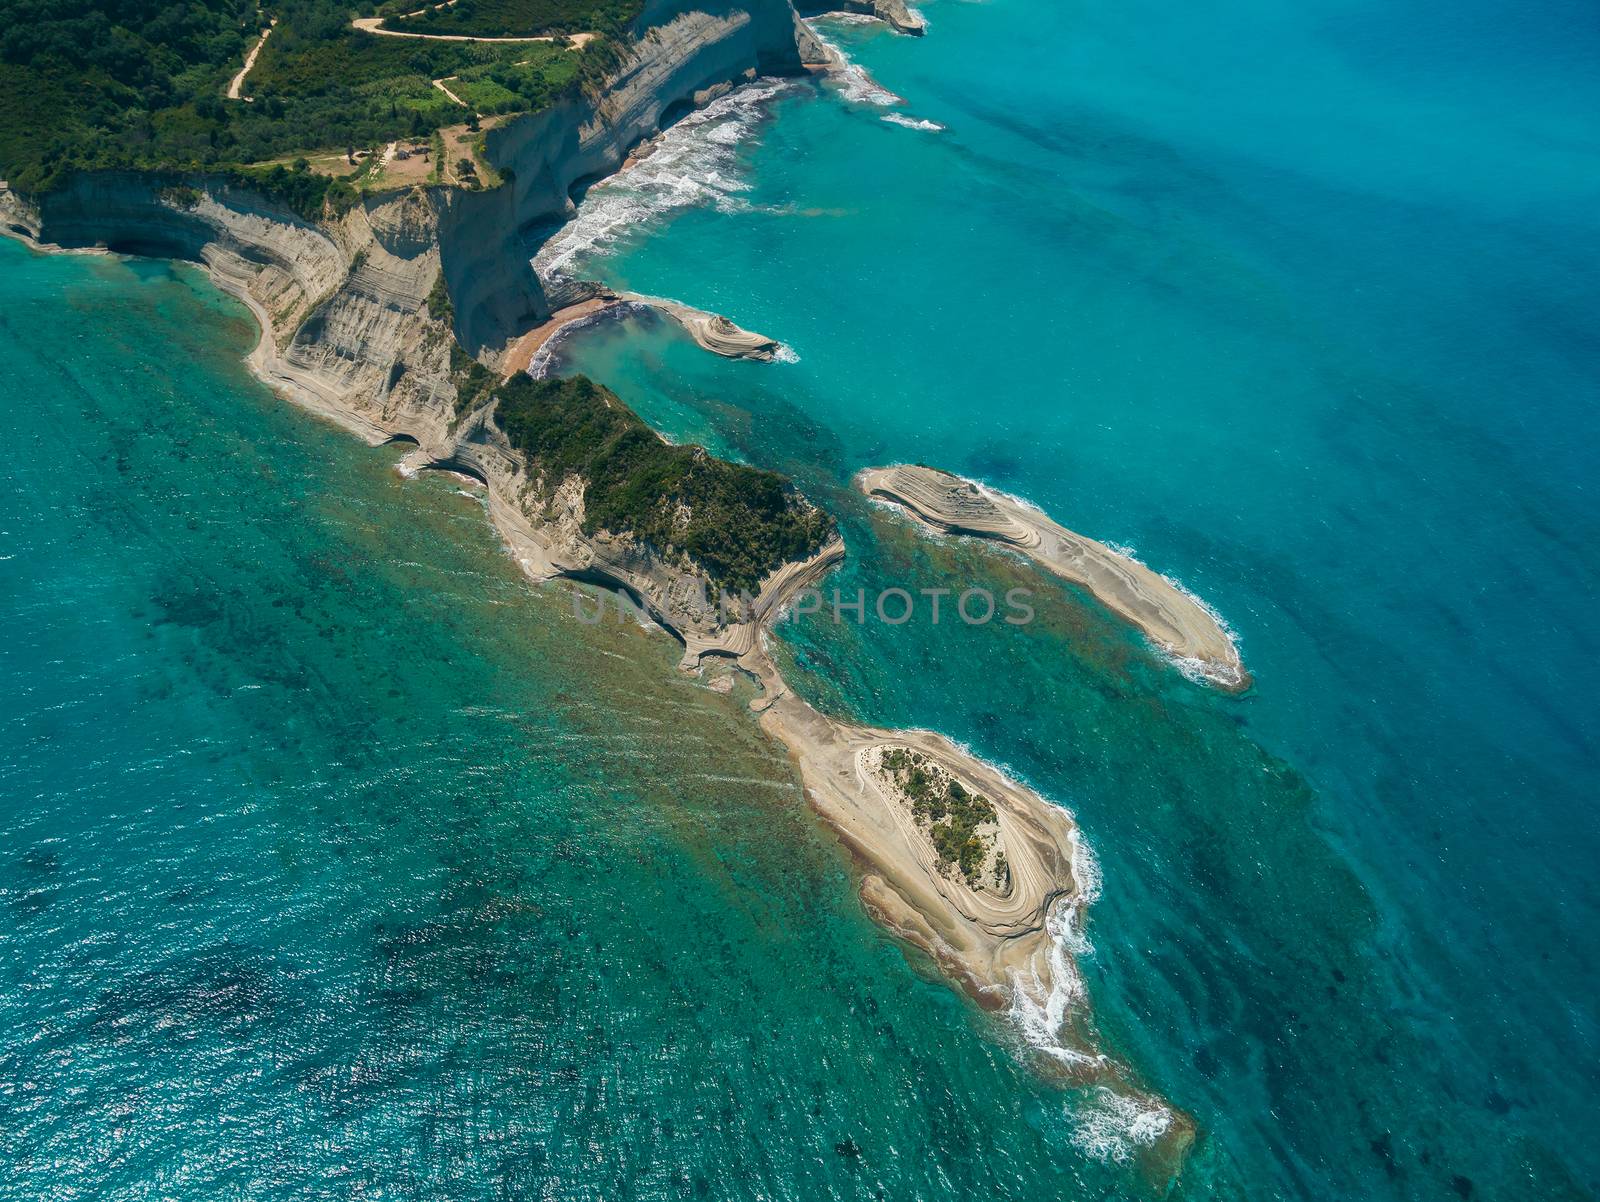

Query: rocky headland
[[815, 0, 925, 36]]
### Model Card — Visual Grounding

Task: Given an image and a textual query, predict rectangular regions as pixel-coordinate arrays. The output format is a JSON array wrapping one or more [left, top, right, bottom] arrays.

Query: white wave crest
[[1068, 826, 1102, 910], [1007, 895, 1101, 1068], [804, 19, 903, 107], [1106, 541, 1245, 688], [835, 62, 902, 107], [533, 79, 799, 282], [1069, 1088, 1175, 1164], [881, 113, 944, 132], [1003, 818, 1108, 1070], [772, 343, 801, 364]]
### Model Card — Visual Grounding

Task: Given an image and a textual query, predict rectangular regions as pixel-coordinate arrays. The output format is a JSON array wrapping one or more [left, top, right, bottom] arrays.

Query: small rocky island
[[860, 464, 1249, 691]]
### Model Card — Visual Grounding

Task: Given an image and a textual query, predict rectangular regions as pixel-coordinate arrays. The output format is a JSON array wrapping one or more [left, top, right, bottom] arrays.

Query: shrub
[[492, 374, 835, 593]]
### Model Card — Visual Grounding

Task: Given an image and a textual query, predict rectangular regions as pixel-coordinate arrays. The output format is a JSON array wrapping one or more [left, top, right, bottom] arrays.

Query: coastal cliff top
[[0, 0, 630, 204]]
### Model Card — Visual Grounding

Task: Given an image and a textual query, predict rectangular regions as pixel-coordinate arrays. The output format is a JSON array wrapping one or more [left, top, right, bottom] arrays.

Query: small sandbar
[[744, 671, 1087, 983], [500, 297, 614, 378], [502, 294, 780, 380], [858, 464, 1248, 691]]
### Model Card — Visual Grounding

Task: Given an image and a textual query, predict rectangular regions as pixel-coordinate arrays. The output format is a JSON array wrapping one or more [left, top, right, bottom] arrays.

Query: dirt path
[[431, 76, 470, 108], [226, 18, 277, 100], [351, 13, 596, 45]]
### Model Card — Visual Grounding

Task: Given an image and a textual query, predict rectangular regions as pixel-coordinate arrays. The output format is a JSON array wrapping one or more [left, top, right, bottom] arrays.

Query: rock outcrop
[[826, 0, 925, 35], [861, 464, 1250, 690]]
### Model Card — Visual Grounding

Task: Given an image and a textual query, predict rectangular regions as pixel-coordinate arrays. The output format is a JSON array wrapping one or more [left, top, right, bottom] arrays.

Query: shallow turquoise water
[[545, 0, 1600, 1196], [0, 242, 1167, 1199]]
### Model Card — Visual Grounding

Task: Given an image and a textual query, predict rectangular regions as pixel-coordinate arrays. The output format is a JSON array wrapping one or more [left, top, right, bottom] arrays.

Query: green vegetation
[[443, 45, 579, 115], [0, 0, 605, 195], [492, 374, 835, 594], [390, 0, 641, 39], [219, 162, 356, 219], [881, 748, 998, 885], [426, 269, 454, 322], [160, 184, 203, 207], [450, 342, 495, 413]]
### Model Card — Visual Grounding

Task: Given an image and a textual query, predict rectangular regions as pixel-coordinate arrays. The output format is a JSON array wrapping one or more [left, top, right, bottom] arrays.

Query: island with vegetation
[[494, 373, 835, 595], [872, 745, 1007, 890]]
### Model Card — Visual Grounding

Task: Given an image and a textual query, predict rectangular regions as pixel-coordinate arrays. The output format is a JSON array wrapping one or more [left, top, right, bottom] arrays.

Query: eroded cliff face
[[5, 0, 818, 360], [440, 0, 822, 354]]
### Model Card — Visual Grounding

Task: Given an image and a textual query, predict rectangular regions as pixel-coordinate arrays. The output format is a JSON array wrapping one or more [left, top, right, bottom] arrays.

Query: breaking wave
[[804, 18, 903, 107], [533, 79, 801, 282], [1105, 540, 1246, 688], [1069, 1088, 1176, 1164], [882, 113, 945, 132], [1006, 826, 1104, 1069]]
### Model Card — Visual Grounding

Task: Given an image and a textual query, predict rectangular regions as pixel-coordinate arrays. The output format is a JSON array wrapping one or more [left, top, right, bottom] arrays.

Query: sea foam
[[882, 113, 945, 132], [1106, 540, 1246, 688], [1005, 827, 1105, 1069], [804, 18, 944, 130], [533, 80, 799, 283], [803, 19, 902, 107], [1069, 1087, 1176, 1164]]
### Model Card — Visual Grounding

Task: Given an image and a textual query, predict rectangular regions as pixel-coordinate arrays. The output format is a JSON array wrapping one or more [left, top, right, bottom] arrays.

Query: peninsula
[[860, 465, 1249, 690], [0, 0, 1187, 1173]]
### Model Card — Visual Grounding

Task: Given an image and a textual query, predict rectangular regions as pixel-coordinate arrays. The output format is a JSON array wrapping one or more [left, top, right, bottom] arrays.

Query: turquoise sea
[[2, 0, 1597, 1198]]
